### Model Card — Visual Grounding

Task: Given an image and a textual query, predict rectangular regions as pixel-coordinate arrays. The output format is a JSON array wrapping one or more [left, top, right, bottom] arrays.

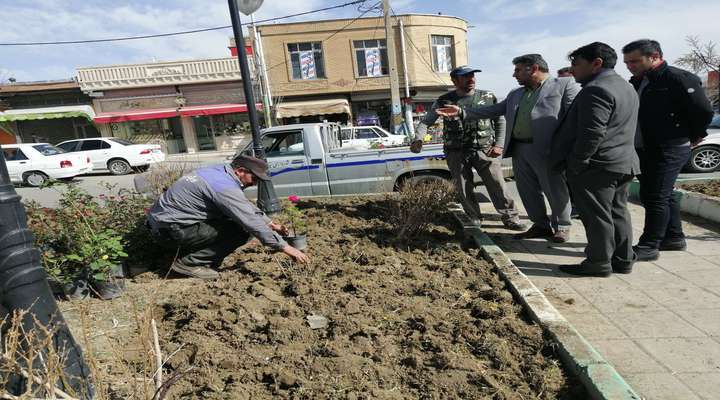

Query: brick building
[[255, 14, 468, 129]]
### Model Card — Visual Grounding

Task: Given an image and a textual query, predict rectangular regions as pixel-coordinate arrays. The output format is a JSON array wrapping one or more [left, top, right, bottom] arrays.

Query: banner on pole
[[365, 48, 381, 77], [300, 51, 316, 79]]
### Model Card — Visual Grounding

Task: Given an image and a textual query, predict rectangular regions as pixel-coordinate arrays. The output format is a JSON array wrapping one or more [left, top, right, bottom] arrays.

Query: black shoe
[[633, 245, 659, 262], [659, 238, 687, 251], [170, 260, 220, 279], [612, 266, 633, 274], [559, 264, 612, 277], [514, 225, 554, 239]]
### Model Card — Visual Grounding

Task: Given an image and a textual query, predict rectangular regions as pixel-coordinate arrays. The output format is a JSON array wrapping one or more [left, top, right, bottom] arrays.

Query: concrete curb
[[629, 181, 720, 224], [451, 209, 640, 400]]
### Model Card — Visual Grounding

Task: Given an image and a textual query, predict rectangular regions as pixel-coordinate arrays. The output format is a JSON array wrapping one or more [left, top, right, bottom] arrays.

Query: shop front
[[0, 105, 99, 144], [94, 103, 261, 155]]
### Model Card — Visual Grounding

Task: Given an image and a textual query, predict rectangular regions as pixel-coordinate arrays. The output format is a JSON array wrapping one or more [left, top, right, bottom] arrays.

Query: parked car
[[686, 115, 720, 173], [56, 137, 165, 175], [355, 111, 381, 126], [340, 126, 408, 149], [1, 143, 93, 187]]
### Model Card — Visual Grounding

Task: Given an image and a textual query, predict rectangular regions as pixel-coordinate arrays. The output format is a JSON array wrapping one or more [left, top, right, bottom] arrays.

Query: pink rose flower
[[288, 195, 300, 203]]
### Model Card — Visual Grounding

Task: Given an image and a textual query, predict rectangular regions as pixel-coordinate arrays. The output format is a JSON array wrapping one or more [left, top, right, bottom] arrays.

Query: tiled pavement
[[478, 197, 720, 400]]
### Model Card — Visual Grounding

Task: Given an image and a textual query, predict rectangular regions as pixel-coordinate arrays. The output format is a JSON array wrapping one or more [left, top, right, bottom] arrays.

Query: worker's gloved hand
[[283, 245, 310, 263], [409, 140, 423, 154], [269, 221, 290, 236]]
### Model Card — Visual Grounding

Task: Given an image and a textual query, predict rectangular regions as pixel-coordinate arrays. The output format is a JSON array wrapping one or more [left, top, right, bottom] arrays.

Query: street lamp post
[[227, 0, 282, 215], [0, 107, 93, 396]]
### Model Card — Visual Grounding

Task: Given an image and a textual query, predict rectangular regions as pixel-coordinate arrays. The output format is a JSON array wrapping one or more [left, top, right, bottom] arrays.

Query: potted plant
[[282, 195, 307, 250]]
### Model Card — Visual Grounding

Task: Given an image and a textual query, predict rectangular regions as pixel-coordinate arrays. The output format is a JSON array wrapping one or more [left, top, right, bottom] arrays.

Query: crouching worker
[[147, 155, 310, 279]]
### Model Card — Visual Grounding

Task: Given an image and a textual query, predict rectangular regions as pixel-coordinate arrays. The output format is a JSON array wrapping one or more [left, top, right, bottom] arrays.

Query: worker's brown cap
[[231, 154, 271, 181]]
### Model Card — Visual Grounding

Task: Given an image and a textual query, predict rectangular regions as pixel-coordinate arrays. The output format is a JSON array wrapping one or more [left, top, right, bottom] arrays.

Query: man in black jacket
[[550, 42, 640, 277], [622, 39, 714, 261]]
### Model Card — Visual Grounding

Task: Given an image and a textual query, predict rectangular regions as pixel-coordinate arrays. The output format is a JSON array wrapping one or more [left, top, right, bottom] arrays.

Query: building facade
[[0, 80, 99, 145], [76, 44, 260, 154], [256, 14, 468, 129]]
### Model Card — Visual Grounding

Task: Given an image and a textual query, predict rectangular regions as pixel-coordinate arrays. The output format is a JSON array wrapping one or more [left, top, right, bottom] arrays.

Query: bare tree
[[675, 35, 719, 108]]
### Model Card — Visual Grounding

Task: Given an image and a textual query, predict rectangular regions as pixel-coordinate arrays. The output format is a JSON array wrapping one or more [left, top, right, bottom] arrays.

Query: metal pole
[[0, 150, 93, 397], [250, 14, 273, 128], [228, 0, 281, 214], [382, 0, 402, 133], [399, 19, 415, 139]]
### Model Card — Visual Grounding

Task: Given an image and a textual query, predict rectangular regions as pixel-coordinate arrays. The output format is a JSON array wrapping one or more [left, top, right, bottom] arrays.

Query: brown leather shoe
[[514, 225, 554, 239], [551, 230, 570, 243]]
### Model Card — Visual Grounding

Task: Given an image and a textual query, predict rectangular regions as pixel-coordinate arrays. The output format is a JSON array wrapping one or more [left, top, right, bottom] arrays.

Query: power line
[[0, 0, 367, 46]]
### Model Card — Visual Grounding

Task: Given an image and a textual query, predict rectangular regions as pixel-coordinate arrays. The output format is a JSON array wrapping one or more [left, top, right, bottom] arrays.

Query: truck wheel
[[108, 159, 131, 175], [23, 171, 49, 187]]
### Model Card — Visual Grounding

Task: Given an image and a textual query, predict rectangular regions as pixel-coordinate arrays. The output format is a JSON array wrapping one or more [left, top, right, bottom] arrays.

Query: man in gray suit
[[550, 42, 640, 277], [437, 54, 580, 242]]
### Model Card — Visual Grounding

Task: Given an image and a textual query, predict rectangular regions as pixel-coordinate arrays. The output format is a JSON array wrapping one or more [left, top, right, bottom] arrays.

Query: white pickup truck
[[239, 122, 511, 198]]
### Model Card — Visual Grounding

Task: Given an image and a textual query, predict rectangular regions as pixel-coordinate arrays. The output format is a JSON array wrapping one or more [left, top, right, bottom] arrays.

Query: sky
[[1, 0, 719, 97]]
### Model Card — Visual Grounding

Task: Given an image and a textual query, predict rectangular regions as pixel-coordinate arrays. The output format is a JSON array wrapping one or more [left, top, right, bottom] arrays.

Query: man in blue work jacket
[[147, 155, 309, 279]]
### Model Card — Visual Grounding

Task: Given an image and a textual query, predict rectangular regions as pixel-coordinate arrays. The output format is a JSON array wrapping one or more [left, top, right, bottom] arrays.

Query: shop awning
[[274, 98, 351, 119], [94, 103, 263, 123], [0, 105, 96, 122]]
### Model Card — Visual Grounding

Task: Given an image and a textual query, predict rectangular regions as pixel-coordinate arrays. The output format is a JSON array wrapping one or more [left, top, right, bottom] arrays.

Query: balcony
[[77, 57, 251, 91]]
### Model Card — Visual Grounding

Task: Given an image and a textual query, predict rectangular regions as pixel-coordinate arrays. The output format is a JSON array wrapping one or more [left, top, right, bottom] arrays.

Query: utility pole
[[399, 19, 415, 139], [382, 0, 402, 133], [250, 14, 273, 128]]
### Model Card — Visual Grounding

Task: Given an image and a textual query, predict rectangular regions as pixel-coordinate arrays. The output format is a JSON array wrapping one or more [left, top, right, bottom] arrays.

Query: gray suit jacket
[[462, 76, 580, 157], [550, 69, 640, 175]]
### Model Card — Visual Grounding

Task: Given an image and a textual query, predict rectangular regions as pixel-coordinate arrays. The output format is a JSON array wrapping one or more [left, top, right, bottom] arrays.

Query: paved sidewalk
[[478, 197, 720, 400]]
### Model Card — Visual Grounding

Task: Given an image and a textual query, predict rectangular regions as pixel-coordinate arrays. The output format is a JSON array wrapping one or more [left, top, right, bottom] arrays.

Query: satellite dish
[[236, 0, 263, 15]]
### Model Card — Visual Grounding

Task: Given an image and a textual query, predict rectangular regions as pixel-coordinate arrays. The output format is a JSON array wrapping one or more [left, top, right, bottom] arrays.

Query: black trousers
[[636, 146, 690, 248], [153, 219, 249, 267], [568, 167, 635, 273]]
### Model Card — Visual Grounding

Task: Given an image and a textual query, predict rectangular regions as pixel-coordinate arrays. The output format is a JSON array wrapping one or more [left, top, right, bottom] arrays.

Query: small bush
[[388, 178, 456, 239], [25, 183, 157, 286]]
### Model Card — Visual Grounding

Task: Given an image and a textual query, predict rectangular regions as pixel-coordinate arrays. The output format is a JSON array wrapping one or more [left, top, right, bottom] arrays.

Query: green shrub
[[25, 183, 157, 285]]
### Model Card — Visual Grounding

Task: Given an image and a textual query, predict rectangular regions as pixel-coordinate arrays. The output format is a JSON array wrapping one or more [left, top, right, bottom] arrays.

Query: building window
[[287, 42, 326, 80], [353, 39, 388, 77], [431, 35, 454, 73]]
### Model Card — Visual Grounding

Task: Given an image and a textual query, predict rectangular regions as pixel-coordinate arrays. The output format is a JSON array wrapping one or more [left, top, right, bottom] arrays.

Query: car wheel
[[688, 146, 720, 173], [23, 171, 48, 187], [108, 159, 132, 175]]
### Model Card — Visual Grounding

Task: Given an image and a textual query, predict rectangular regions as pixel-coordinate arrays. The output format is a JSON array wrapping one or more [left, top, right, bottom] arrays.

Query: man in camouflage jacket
[[411, 66, 524, 230]]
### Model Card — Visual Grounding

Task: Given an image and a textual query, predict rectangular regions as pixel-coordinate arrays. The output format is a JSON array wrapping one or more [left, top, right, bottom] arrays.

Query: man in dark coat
[[550, 42, 640, 277], [622, 39, 715, 261]]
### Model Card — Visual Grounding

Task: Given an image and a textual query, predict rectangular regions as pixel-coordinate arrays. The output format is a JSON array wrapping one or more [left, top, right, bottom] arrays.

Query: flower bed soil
[[681, 180, 720, 198], [61, 197, 583, 399]]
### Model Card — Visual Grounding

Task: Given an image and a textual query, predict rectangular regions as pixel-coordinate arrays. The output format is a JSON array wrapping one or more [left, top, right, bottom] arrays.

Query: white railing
[[77, 57, 251, 91]]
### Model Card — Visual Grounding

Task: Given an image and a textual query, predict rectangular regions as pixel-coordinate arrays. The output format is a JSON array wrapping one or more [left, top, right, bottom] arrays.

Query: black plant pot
[[91, 264, 126, 300]]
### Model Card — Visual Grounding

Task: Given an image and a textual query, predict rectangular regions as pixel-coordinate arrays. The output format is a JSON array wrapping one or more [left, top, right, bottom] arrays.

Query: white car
[[340, 126, 408, 149], [686, 115, 720, 173], [56, 138, 166, 175], [2, 143, 93, 187]]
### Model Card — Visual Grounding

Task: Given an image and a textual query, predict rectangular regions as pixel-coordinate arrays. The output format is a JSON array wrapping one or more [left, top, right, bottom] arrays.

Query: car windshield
[[109, 138, 134, 146], [32, 144, 65, 156]]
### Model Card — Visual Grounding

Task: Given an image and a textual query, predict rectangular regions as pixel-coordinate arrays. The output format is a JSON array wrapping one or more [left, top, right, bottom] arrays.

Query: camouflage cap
[[450, 65, 482, 77], [231, 154, 271, 181]]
